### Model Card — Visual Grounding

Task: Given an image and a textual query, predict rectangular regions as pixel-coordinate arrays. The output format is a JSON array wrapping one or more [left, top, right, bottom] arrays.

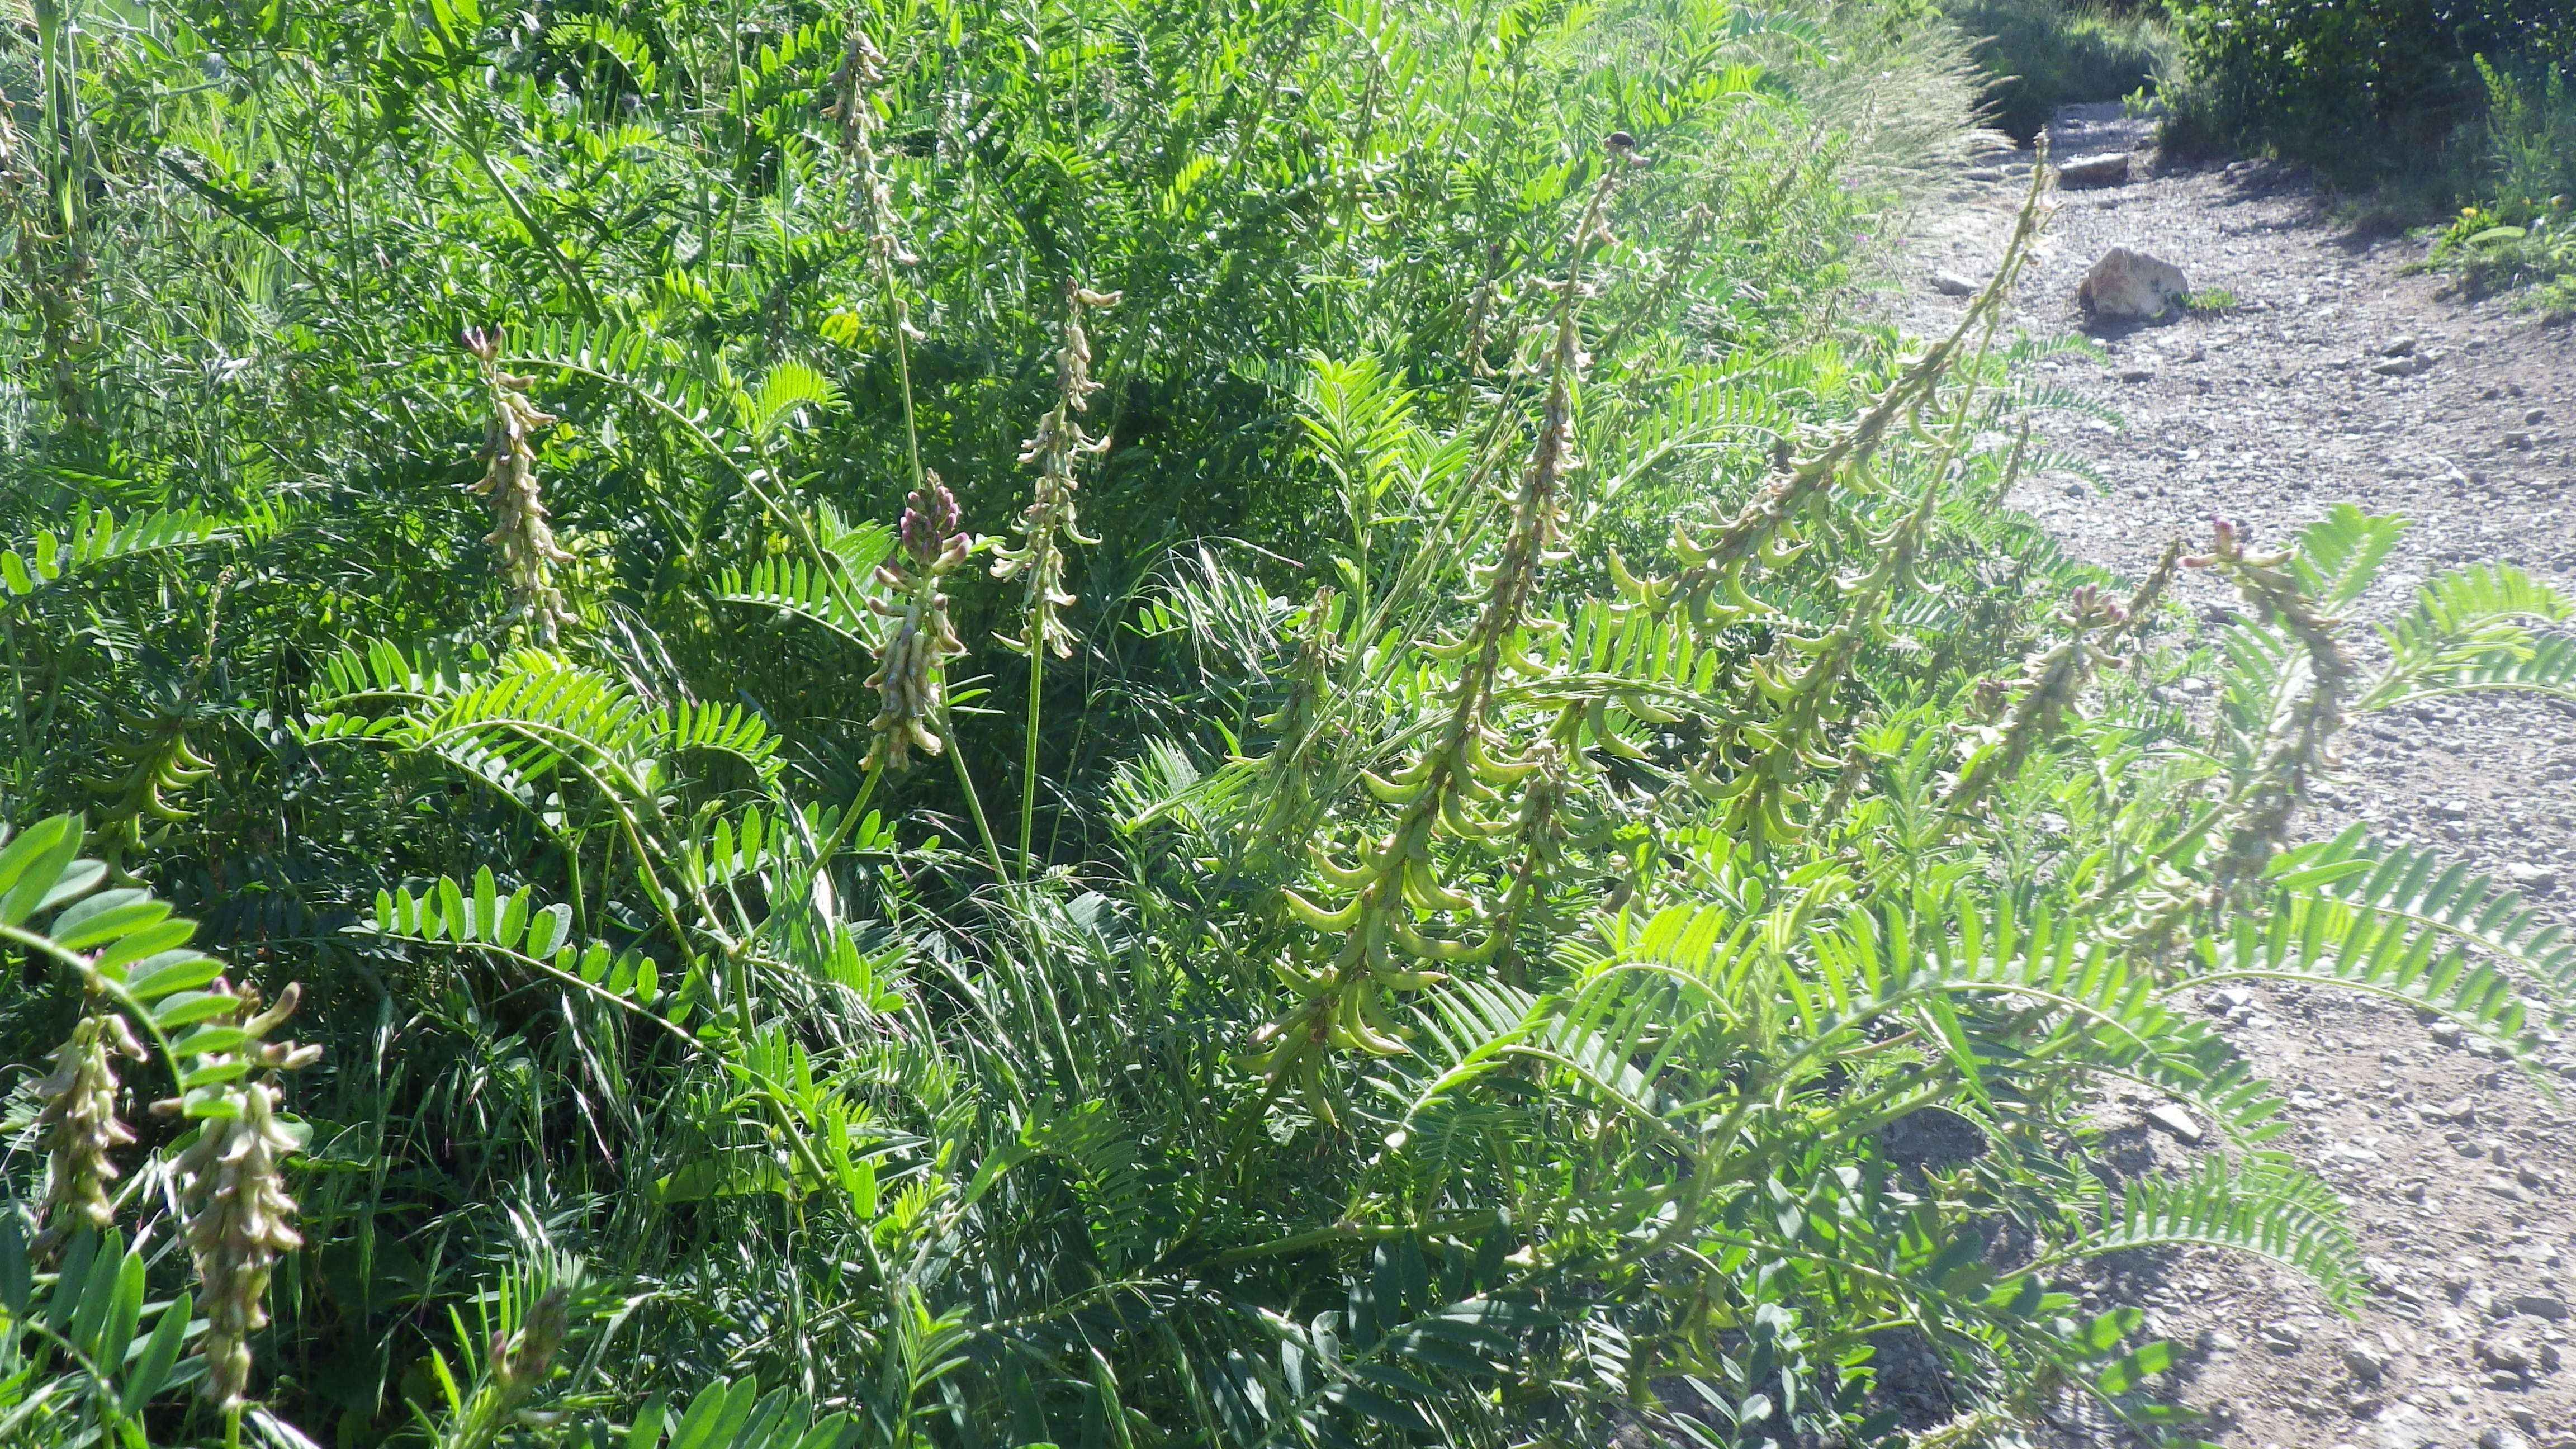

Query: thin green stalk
[[1019, 649, 1042, 872], [883, 267, 926, 493], [937, 690, 1008, 879]]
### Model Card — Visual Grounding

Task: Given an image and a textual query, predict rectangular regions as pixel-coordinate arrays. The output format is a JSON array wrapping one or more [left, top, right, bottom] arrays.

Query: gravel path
[[1902, 103, 2576, 1449]]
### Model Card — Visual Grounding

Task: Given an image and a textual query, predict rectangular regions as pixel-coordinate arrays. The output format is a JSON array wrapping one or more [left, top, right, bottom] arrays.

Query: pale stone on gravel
[[2375, 1403, 2445, 1448], [2147, 1103, 2203, 1142], [2476, 1333, 2533, 1371], [2056, 151, 2132, 187], [2078, 246, 2189, 319]]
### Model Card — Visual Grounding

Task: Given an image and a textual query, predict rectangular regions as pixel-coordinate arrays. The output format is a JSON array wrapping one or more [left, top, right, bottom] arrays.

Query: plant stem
[[1019, 647, 1042, 872], [936, 689, 1008, 879], [884, 270, 926, 493]]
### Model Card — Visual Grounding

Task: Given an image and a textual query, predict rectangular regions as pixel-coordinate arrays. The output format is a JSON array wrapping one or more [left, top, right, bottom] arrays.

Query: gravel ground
[[1898, 103, 2576, 1449]]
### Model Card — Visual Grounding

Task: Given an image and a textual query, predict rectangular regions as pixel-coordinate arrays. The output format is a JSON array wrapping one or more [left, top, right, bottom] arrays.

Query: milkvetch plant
[[7, 1, 2576, 1447]]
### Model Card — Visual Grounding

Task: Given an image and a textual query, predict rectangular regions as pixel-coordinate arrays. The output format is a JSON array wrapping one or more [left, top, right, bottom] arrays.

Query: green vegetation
[[6, 2, 2575, 1449], [1940, 0, 2173, 141], [2422, 61, 2576, 316], [2164, 0, 2576, 307]]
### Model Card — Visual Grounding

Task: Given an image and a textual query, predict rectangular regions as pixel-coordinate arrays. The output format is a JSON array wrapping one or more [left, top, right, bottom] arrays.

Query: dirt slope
[[1902, 103, 2576, 1449]]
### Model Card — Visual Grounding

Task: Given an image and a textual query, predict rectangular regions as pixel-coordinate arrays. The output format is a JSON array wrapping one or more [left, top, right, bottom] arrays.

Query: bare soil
[[1901, 102, 2576, 1449]]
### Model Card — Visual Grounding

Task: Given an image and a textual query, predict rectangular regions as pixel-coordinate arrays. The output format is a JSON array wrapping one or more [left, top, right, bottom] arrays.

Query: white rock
[[2057, 151, 2133, 187], [2078, 247, 2190, 320], [2147, 1104, 2203, 1143], [2476, 1333, 2534, 1371], [2502, 862, 2556, 891], [2374, 1404, 2444, 1449]]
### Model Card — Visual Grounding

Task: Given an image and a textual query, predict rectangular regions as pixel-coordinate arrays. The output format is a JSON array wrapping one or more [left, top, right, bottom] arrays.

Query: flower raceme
[[462, 325, 575, 643], [31, 1008, 145, 1253], [2183, 516, 2357, 888], [864, 477, 970, 771], [992, 283, 1120, 659], [154, 978, 321, 1410]]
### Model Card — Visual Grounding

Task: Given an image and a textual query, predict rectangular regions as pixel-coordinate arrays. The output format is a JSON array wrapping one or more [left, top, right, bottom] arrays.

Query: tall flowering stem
[[1247, 139, 1633, 1115], [462, 325, 575, 643], [153, 979, 321, 1418], [831, 22, 1007, 876], [1608, 165, 2053, 856], [1940, 584, 2130, 823], [865, 477, 969, 773], [2094, 519, 2358, 949], [1622, 168, 2053, 638], [832, 22, 929, 492], [2182, 517, 2355, 890], [30, 1007, 144, 1255], [995, 281, 1120, 866]]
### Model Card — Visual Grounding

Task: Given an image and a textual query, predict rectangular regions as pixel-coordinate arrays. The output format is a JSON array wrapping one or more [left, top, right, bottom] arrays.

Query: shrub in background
[[2163, 0, 2575, 188], [1943, 0, 2174, 141], [2425, 59, 2576, 318]]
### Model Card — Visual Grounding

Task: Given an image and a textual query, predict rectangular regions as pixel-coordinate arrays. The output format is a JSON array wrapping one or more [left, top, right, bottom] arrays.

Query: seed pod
[[1249, 143, 1631, 1085]]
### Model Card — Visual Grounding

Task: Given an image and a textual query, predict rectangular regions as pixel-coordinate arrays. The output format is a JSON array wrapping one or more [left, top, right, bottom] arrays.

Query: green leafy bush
[[5, 1, 2575, 1448], [2414, 59, 2576, 312], [2165, 0, 2575, 185]]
